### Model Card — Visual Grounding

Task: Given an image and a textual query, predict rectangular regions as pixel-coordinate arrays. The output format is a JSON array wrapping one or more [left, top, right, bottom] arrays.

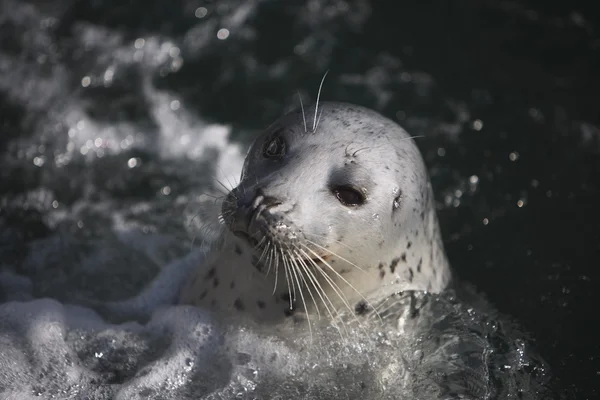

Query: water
[[1, 0, 598, 398]]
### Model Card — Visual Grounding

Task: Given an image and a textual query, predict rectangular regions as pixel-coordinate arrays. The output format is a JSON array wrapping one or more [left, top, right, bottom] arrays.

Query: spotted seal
[[179, 102, 451, 324]]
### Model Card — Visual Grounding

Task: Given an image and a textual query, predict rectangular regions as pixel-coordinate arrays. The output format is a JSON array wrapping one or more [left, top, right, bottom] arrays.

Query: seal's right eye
[[262, 136, 286, 159], [333, 186, 365, 207]]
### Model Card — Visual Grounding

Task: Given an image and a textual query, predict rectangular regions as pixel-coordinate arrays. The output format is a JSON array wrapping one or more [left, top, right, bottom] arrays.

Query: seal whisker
[[291, 254, 322, 320], [304, 232, 353, 252], [257, 238, 269, 267], [305, 239, 367, 274], [297, 90, 307, 133], [281, 249, 295, 305], [296, 248, 350, 327], [300, 243, 383, 323], [213, 179, 235, 199], [299, 251, 356, 338], [287, 252, 313, 338], [312, 70, 329, 132], [298, 246, 355, 316], [272, 244, 281, 295], [295, 249, 338, 321]]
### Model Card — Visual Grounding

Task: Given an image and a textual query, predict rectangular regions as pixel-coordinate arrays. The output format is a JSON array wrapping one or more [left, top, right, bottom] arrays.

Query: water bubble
[[217, 28, 230, 40], [127, 158, 138, 168], [437, 148, 446, 157], [509, 152, 519, 161], [81, 76, 91, 87], [134, 38, 145, 49], [33, 156, 44, 167], [472, 119, 483, 131], [195, 7, 208, 18], [103, 68, 114, 84], [170, 100, 180, 110]]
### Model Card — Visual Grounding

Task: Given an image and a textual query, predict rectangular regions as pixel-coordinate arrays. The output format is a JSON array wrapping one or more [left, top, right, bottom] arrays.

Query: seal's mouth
[[233, 230, 327, 267]]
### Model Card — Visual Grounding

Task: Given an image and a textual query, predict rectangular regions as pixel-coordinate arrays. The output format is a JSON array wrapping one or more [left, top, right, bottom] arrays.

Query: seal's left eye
[[263, 136, 286, 159], [333, 186, 365, 207]]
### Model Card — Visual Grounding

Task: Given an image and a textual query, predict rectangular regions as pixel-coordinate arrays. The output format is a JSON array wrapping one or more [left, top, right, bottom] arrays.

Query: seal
[[179, 102, 451, 324]]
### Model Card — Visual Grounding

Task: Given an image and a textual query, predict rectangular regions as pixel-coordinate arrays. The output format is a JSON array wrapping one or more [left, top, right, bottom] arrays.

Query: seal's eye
[[333, 186, 365, 207], [263, 136, 286, 159]]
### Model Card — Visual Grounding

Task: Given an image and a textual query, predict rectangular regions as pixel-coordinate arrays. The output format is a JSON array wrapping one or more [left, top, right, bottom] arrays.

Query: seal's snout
[[223, 186, 285, 241]]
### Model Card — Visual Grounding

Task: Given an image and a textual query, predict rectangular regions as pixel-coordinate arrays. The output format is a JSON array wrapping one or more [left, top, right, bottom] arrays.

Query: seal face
[[180, 102, 451, 323]]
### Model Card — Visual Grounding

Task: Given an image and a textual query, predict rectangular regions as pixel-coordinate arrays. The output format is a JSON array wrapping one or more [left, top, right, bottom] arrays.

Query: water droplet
[[195, 7, 208, 18], [217, 28, 230, 40]]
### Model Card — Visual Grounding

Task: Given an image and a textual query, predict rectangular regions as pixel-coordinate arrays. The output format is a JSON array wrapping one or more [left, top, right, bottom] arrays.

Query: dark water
[[1, 0, 598, 398]]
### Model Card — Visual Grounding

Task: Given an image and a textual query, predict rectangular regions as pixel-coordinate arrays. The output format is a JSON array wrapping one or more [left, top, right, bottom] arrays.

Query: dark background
[[1, 0, 599, 398]]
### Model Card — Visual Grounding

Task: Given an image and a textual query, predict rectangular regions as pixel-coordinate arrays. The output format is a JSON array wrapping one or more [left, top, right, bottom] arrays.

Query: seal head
[[180, 102, 451, 322]]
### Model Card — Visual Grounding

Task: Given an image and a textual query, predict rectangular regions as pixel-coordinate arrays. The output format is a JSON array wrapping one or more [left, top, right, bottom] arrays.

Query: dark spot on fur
[[407, 241, 412, 249], [230, 281, 235, 289], [199, 290, 207, 300], [205, 267, 216, 280], [284, 308, 294, 317], [378, 262, 384, 270], [354, 300, 369, 315], [213, 278, 219, 288], [211, 299, 217, 307], [379, 270, 385, 279], [280, 293, 291, 302], [234, 298, 244, 311], [401, 252, 407, 262], [417, 258, 422, 273], [257, 300, 265, 309], [390, 258, 400, 273], [408, 268, 414, 282], [234, 244, 242, 255]]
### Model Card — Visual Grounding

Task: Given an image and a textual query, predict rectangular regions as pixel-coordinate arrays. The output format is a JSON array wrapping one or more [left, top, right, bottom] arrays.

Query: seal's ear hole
[[393, 196, 401, 211], [332, 186, 365, 207]]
